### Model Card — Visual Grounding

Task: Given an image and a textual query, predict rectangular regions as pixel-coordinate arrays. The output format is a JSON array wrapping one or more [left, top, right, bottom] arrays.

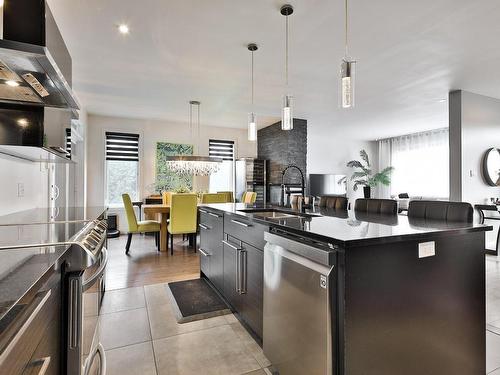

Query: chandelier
[[165, 156, 221, 176], [166, 101, 222, 176]]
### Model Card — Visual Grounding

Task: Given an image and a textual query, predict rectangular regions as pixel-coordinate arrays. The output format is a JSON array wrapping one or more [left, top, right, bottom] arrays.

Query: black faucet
[[280, 165, 305, 206]]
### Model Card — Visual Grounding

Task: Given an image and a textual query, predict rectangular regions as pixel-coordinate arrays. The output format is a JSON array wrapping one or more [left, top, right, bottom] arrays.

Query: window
[[105, 132, 140, 206], [209, 139, 235, 193], [382, 128, 449, 198]]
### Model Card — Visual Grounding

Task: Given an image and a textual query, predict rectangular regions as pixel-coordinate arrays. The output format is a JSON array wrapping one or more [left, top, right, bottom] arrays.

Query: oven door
[[81, 247, 108, 375]]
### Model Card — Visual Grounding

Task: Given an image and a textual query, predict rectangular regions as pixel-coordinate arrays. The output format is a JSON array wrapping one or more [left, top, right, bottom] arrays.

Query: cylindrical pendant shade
[[340, 59, 355, 108], [248, 112, 257, 141], [282, 95, 293, 130]]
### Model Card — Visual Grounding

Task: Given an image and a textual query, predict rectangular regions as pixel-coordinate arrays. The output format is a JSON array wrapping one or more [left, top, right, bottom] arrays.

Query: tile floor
[[101, 236, 500, 374], [100, 283, 271, 375], [487, 256, 500, 374]]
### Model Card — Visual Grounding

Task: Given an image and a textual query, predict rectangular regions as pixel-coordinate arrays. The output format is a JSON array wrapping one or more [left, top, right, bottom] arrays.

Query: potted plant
[[342, 150, 394, 198]]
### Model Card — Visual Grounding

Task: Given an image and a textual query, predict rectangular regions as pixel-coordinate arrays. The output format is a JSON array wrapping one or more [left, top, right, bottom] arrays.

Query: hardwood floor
[[105, 234, 200, 291]]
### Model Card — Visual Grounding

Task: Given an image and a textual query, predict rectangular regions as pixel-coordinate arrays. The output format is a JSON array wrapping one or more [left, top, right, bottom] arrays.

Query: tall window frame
[[104, 131, 141, 207], [209, 139, 235, 193]]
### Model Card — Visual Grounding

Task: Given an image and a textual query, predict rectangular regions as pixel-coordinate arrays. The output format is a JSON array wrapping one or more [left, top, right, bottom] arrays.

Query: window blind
[[65, 128, 71, 159], [209, 139, 234, 161], [105, 132, 140, 161]]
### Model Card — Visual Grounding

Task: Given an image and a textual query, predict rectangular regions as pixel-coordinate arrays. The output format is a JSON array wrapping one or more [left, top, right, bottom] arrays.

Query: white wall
[[87, 114, 257, 230], [449, 90, 500, 205], [0, 154, 50, 215], [307, 120, 379, 204]]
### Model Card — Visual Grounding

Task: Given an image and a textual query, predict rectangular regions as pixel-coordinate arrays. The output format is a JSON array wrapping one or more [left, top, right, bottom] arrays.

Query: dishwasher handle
[[264, 231, 335, 267]]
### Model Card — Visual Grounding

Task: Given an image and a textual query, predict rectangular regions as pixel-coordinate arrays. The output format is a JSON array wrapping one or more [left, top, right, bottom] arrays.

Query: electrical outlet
[[17, 183, 24, 197], [418, 241, 436, 258]]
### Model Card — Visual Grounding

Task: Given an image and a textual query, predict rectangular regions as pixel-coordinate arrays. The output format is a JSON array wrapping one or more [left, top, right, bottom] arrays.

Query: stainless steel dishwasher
[[263, 230, 337, 375]]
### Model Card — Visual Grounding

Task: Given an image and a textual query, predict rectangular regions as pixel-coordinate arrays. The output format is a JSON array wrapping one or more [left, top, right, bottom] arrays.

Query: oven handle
[[82, 248, 108, 292], [83, 343, 106, 375]]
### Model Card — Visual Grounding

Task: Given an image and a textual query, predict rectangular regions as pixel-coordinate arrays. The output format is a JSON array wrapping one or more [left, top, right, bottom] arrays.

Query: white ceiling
[[47, 0, 500, 140]]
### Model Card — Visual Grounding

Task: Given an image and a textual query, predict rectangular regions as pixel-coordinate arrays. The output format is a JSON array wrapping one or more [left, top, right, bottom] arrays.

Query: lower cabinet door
[[210, 238, 224, 292], [223, 239, 242, 311], [239, 243, 264, 338]]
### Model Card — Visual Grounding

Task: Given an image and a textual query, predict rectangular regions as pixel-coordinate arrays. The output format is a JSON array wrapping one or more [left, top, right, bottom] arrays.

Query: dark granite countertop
[[0, 244, 70, 329], [201, 203, 492, 248], [0, 221, 88, 249], [0, 206, 107, 225]]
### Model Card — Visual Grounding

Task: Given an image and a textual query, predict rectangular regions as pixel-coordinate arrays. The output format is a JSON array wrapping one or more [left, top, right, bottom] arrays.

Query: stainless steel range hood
[[0, 0, 79, 111], [0, 0, 79, 163]]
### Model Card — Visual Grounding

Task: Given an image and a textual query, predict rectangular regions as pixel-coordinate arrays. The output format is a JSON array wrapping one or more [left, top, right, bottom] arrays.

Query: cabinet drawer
[[199, 208, 224, 229], [224, 214, 267, 250], [199, 208, 224, 292], [0, 272, 61, 375]]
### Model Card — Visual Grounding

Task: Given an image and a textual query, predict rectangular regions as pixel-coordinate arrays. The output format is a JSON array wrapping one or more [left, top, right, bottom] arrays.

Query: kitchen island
[[199, 203, 491, 375]]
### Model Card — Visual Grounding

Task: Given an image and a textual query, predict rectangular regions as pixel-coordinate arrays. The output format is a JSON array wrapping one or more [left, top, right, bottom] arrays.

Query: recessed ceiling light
[[6, 80, 19, 87], [17, 118, 29, 127], [118, 24, 130, 34]]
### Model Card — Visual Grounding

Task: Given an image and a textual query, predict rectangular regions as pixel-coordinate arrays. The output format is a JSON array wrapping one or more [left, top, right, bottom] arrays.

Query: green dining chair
[[217, 191, 234, 203], [242, 191, 257, 204], [122, 193, 161, 254], [201, 193, 228, 204], [167, 193, 198, 255]]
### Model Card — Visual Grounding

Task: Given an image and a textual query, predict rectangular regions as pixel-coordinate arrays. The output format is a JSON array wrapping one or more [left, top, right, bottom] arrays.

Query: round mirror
[[482, 148, 500, 186]]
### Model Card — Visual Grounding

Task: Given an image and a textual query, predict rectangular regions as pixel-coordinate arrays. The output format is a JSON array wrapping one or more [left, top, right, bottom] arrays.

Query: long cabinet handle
[[222, 240, 242, 251], [239, 250, 247, 295], [68, 278, 81, 349], [199, 248, 210, 257], [198, 223, 210, 230], [208, 212, 222, 218], [231, 219, 252, 227], [0, 290, 51, 365], [199, 209, 208, 214], [236, 249, 241, 293]]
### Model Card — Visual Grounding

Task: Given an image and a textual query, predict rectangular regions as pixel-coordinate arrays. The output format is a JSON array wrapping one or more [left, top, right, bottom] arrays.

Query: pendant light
[[340, 0, 356, 109], [165, 101, 222, 176], [281, 4, 294, 131], [247, 43, 258, 142]]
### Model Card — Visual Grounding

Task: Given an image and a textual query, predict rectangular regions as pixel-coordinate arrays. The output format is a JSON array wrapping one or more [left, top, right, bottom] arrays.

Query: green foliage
[[106, 160, 139, 204], [345, 150, 394, 191], [155, 142, 194, 193]]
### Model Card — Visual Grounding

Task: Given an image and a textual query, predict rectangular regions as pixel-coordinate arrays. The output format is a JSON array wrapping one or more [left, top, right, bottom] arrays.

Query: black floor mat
[[166, 278, 230, 323]]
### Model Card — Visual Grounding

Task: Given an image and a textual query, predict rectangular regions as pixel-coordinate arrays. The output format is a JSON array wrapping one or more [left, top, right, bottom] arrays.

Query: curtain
[[389, 128, 449, 198], [378, 139, 392, 199]]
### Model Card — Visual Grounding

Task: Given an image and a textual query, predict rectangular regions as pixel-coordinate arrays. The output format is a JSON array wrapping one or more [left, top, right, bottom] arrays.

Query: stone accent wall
[[257, 119, 307, 186]]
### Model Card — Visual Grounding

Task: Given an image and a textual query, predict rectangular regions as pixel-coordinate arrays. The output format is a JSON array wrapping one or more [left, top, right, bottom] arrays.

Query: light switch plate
[[17, 183, 24, 197], [418, 241, 436, 258]]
